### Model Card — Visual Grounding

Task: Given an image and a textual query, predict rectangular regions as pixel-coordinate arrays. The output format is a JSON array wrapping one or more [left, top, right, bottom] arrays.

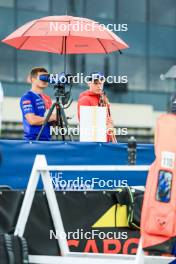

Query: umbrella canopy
[[2, 15, 128, 54]]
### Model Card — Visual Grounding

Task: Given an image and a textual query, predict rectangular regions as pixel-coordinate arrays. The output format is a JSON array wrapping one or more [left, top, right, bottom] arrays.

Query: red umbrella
[[2, 15, 128, 54]]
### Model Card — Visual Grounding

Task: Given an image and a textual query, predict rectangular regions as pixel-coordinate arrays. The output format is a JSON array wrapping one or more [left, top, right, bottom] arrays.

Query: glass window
[[52, 53, 116, 81], [51, 54, 65, 73], [17, 50, 50, 82], [85, 53, 117, 76], [0, 44, 15, 81], [0, 0, 14, 7], [149, 58, 175, 92], [52, 0, 84, 16], [86, 0, 115, 19], [118, 23, 146, 56], [69, 55, 77, 75], [52, 0, 67, 15], [118, 0, 146, 23], [73, 0, 85, 16], [149, 25, 176, 58], [17, 10, 48, 27], [118, 56, 146, 90], [74, 55, 85, 74], [52, 54, 78, 75], [0, 8, 15, 39], [105, 53, 117, 76], [85, 54, 106, 75], [65, 0, 84, 16], [17, 0, 49, 12], [149, 0, 176, 26]]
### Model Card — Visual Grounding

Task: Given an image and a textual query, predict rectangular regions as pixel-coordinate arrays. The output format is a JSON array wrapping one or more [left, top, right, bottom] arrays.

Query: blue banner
[[0, 140, 155, 190]]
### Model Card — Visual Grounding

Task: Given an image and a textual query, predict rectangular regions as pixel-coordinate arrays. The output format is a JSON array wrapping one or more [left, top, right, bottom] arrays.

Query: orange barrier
[[141, 113, 176, 253]]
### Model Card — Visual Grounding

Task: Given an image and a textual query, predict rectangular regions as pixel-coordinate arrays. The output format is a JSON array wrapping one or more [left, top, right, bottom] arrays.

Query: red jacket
[[77, 90, 100, 119], [40, 93, 52, 109]]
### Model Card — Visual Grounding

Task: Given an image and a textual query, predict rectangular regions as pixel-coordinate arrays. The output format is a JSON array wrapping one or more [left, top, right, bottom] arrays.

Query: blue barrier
[[0, 140, 155, 190]]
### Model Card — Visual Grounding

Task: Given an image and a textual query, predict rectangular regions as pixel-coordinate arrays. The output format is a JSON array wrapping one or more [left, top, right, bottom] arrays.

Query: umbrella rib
[[61, 37, 63, 54], [97, 38, 108, 54], [18, 36, 30, 49], [61, 36, 64, 55], [102, 29, 124, 51], [17, 20, 38, 49]]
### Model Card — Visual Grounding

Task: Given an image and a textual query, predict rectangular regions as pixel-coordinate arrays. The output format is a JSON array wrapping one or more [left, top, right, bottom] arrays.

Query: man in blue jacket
[[20, 67, 56, 140]]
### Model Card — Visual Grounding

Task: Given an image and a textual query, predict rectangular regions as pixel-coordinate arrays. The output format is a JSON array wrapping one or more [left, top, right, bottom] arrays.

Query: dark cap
[[88, 72, 105, 82]]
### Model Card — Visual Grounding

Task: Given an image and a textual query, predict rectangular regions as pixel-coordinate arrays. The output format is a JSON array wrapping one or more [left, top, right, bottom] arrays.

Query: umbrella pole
[[64, 36, 67, 73], [64, 52, 66, 73]]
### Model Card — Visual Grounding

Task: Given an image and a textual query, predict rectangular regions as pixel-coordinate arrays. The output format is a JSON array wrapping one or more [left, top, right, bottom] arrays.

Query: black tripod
[[36, 84, 73, 141]]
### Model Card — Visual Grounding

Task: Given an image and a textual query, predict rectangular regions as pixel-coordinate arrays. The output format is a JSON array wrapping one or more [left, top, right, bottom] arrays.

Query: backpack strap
[[114, 187, 140, 229], [4, 234, 15, 264], [126, 186, 140, 229]]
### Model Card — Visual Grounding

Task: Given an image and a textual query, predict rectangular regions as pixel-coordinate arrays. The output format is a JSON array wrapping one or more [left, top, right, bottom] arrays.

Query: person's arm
[[20, 95, 56, 126], [25, 113, 56, 126]]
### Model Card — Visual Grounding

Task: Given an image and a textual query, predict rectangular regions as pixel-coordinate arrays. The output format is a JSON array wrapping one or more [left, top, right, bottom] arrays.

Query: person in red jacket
[[77, 72, 116, 142]]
